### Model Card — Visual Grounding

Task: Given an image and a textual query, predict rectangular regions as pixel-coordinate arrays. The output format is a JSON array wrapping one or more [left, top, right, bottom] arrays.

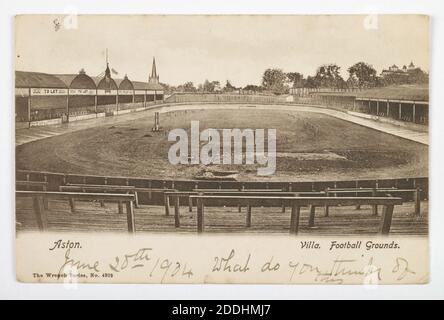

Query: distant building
[[381, 61, 417, 77]]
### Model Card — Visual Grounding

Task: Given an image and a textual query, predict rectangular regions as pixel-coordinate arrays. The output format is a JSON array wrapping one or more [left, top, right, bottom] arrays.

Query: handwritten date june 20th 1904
[[54, 247, 193, 282], [46, 239, 417, 283]]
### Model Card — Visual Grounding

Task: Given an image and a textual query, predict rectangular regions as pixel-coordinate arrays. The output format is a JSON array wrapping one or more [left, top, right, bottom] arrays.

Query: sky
[[15, 15, 429, 87]]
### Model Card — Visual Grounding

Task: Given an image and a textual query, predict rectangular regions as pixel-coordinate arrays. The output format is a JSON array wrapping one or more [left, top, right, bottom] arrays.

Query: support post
[[246, 202, 252, 227], [27, 87, 32, 128], [66, 89, 69, 122], [174, 195, 180, 221], [379, 205, 394, 235], [414, 187, 421, 217], [324, 189, 329, 216], [116, 89, 119, 112], [188, 196, 193, 212], [398, 102, 402, 120], [94, 89, 98, 114], [308, 205, 316, 228], [42, 184, 48, 209], [134, 192, 139, 208], [32, 196, 45, 231], [164, 194, 170, 216], [68, 198, 76, 213], [412, 102, 416, 123], [174, 196, 180, 228], [197, 198, 204, 233], [290, 202, 301, 235], [372, 188, 378, 216], [126, 201, 135, 234]]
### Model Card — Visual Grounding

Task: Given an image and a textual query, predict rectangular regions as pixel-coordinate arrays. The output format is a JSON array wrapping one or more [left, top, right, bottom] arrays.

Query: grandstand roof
[[96, 76, 118, 90], [16, 70, 163, 91], [146, 82, 164, 90], [55, 70, 96, 89], [118, 75, 134, 90], [132, 81, 150, 90], [55, 74, 77, 87], [15, 71, 68, 89]]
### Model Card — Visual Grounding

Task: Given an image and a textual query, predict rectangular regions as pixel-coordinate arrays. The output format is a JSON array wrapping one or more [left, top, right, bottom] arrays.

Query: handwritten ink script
[[17, 235, 428, 284]]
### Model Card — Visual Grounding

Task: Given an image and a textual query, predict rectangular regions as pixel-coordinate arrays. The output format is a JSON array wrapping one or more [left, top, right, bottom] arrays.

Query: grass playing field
[[16, 108, 428, 181], [323, 84, 429, 101]]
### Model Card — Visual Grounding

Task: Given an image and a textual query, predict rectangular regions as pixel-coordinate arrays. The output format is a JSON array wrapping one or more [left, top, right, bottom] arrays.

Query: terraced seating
[[164, 191, 307, 217], [16, 191, 136, 233], [189, 195, 403, 235], [16, 180, 48, 190], [324, 187, 422, 216], [60, 184, 175, 209]]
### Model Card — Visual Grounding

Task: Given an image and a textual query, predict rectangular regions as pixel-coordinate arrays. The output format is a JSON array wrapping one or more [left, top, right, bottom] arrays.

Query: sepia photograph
[[4, 9, 439, 290], [15, 15, 429, 238]]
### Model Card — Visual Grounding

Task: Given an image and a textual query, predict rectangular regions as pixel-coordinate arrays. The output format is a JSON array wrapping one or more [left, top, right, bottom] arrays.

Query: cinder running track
[[15, 103, 429, 146]]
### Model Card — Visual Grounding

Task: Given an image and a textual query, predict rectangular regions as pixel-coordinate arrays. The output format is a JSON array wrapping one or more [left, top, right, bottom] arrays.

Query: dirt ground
[[16, 109, 428, 181]]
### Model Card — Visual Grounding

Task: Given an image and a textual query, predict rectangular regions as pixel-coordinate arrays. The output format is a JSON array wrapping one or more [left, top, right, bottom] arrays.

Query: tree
[[243, 84, 263, 92], [407, 68, 428, 84], [347, 62, 377, 88], [201, 80, 221, 93], [304, 76, 317, 88], [314, 64, 345, 88], [262, 68, 288, 94], [286, 72, 305, 88], [223, 80, 237, 92], [160, 83, 174, 94], [346, 75, 359, 89], [183, 82, 196, 92]]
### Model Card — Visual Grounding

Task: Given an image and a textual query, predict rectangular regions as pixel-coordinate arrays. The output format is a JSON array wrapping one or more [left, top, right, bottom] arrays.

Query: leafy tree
[[182, 82, 196, 92], [262, 68, 288, 94], [347, 62, 377, 88], [407, 68, 428, 84], [243, 84, 263, 92], [346, 75, 359, 89], [223, 80, 237, 92], [202, 80, 220, 92], [314, 64, 345, 88], [286, 72, 305, 88], [304, 76, 317, 88]]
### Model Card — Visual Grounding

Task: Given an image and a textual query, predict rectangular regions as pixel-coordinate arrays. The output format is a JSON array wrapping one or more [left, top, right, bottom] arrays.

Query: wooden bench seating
[[188, 195, 403, 235], [16, 191, 136, 233], [325, 187, 421, 216], [163, 191, 314, 219], [16, 180, 48, 190], [60, 184, 175, 209], [16, 180, 50, 208]]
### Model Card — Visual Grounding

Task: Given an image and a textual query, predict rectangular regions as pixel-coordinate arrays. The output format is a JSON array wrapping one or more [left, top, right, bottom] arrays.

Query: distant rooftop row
[[15, 57, 164, 92]]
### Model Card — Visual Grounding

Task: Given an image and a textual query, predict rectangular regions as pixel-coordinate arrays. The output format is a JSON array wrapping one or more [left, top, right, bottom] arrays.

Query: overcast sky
[[15, 15, 429, 87]]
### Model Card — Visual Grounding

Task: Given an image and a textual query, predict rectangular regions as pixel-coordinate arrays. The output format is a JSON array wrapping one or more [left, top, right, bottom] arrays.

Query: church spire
[[149, 57, 159, 83], [105, 48, 111, 78]]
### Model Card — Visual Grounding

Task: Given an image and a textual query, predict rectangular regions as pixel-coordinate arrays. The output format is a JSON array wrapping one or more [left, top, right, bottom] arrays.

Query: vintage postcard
[[15, 15, 429, 284]]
